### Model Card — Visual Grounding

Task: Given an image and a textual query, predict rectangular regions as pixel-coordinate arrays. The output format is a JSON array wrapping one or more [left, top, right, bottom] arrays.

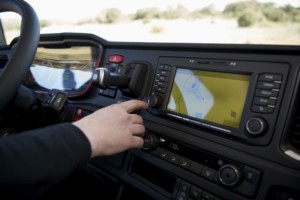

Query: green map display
[[167, 68, 251, 128]]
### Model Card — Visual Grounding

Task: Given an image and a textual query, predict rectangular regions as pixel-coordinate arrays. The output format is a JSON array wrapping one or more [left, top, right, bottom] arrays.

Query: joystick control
[[92, 63, 149, 98]]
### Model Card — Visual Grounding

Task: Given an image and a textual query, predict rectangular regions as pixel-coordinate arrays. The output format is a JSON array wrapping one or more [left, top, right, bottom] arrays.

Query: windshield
[[2, 0, 300, 45]]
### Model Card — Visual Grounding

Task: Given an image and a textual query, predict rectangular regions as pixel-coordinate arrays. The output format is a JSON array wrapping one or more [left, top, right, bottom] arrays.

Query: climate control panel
[[143, 132, 261, 198]]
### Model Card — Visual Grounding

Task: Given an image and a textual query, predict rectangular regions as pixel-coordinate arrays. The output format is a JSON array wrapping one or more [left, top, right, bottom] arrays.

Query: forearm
[[0, 123, 91, 198]]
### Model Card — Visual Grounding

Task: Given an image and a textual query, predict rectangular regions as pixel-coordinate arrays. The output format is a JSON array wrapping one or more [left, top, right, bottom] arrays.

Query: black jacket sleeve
[[0, 123, 91, 199]]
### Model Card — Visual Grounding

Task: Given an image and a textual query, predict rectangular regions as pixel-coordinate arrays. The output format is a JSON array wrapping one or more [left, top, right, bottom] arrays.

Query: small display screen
[[167, 68, 251, 128]]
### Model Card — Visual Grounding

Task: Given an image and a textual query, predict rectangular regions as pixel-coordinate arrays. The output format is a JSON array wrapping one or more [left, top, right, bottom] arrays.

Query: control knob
[[148, 93, 163, 108], [246, 117, 268, 136], [218, 164, 242, 187], [143, 132, 159, 150]]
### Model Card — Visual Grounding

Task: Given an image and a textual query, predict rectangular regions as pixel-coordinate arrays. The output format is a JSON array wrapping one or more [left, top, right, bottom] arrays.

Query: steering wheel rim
[[0, 0, 40, 111]]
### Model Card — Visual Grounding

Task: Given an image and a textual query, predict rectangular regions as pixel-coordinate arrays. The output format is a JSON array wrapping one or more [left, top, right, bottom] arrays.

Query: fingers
[[119, 100, 148, 149], [131, 123, 145, 137], [120, 100, 149, 113], [130, 136, 145, 149], [130, 114, 144, 124]]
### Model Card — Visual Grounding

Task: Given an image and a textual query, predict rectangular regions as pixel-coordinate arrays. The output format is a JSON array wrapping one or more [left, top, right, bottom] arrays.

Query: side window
[[0, 19, 6, 46], [0, 12, 21, 45]]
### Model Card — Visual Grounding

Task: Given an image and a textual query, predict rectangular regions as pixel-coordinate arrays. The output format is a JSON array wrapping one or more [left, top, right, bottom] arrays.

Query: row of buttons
[[252, 73, 282, 114], [177, 180, 222, 200], [98, 87, 117, 98], [150, 147, 261, 198], [152, 148, 219, 183], [153, 64, 172, 94]]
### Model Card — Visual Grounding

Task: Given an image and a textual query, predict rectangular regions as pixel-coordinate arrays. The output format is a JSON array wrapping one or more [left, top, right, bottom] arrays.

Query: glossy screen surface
[[167, 68, 251, 128]]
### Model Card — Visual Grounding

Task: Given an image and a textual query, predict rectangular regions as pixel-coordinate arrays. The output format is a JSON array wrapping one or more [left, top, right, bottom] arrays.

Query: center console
[[89, 47, 299, 200], [147, 56, 288, 145]]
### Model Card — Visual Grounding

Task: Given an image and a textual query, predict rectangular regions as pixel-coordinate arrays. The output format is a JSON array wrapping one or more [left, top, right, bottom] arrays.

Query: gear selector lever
[[92, 62, 149, 98], [92, 67, 129, 89]]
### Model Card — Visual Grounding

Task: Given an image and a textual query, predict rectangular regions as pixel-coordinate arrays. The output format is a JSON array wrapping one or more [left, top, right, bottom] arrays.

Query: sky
[[25, 0, 300, 20]]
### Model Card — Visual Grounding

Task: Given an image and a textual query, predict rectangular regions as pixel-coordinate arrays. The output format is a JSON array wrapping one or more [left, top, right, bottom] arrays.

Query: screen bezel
[[151, 56, 288, 145]]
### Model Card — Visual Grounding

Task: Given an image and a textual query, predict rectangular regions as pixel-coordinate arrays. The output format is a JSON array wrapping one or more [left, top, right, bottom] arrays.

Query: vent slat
[[294, 124, 300, 129], [291, 139, 300, 145], [292, 131, 300, 136]]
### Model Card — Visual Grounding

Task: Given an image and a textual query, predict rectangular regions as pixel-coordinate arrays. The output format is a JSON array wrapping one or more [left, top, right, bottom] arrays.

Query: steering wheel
[[0, 0, 40, 111]]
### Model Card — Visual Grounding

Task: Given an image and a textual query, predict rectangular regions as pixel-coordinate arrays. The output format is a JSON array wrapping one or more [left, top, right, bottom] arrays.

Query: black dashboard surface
[[9, 33, 300, 200]]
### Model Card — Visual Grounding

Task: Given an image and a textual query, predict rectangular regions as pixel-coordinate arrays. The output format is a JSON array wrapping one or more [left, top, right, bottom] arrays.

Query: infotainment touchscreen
[[167, 68, 251, 129]]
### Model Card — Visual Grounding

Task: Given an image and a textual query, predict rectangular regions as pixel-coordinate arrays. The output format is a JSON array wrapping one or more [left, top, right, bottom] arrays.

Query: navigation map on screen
[[167, 68, 250, 128]]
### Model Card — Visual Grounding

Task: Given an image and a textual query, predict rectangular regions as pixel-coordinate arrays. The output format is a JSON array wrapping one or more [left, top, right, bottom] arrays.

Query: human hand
[[73, 100, 148, 158]]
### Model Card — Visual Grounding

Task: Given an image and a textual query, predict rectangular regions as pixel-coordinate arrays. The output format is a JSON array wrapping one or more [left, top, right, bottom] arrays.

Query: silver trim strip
[[284, 150, 300, 161]]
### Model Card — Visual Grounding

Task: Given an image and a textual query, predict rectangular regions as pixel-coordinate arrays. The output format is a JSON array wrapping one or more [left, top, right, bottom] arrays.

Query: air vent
[[290, 106, 300, 150], [0, 55, 8, 69]]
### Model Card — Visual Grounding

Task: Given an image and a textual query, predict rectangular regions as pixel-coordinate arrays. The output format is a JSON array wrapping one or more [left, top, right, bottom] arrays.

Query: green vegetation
[[73, 1, 300, 28], [283, 5, 300, 22], [159, 5, 189, 20], [237, 9, 262, 27], [96, 8, 123, 24], [40, 19, 52, 28], [2, 1, 300, 29], [224, 1, 300, 27], [134, 7, 160, 21], [133, 5, 189, 23], [2, 19, 21, 31]]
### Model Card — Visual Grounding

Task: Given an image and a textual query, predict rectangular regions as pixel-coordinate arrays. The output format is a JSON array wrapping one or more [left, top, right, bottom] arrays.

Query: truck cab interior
[[0, 0, 299, 199]]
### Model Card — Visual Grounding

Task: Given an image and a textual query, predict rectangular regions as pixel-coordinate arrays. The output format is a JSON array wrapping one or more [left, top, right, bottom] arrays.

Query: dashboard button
[[243, 166, 261, 185], [259, 73, 282, 82], [159, 70, 171, 76], [168, 153, 180, 164], [189, 186, 202, 200], [201, 191, 215, 200], [255, 89, 279, 98], [156, 81, 168, 88], [190, 162, 203, 176], [154, 87, 167, 94], [178, 158, 191, 169], [253, 97, 276, 106], [108, 54, 124, 63], [251, 105, 274, 113], [201, 166, 217, 181], [156, 75, 169, 82], [257, 81, 281, 90], [159, 150, 169, 160], [159, 64, 172, 71], [236, 181, 257, 197]]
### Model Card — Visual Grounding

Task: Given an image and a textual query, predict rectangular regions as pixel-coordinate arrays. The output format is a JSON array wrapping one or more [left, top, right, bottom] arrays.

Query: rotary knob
[[246, 117, 268, 136], [218, 164, 242, 187], [148, 93, 163, 108], [143, 133, 159, 150]]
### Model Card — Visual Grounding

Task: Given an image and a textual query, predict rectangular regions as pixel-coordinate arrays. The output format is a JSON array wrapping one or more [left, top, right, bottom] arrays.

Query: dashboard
[[16, 33, 300, 199]]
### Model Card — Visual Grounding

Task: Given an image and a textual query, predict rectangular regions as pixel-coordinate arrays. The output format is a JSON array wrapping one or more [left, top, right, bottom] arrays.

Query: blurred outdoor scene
[[1, 0, 300, 45]]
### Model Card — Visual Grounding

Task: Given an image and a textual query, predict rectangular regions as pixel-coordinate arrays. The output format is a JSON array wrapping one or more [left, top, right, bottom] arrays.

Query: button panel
[[176, 180, 223, 200], [252, 73, 282, 114], [153, 64, 172, 94], [98, 86, 117, 98], [150, 146, 261, 198]]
